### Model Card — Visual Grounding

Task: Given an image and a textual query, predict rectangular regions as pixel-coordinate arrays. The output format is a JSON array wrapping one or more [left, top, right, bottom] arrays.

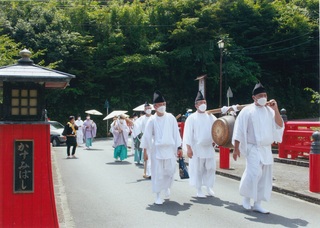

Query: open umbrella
[[85, 109, 103, 115], [103, 110, 128, 120], [133, 104, 155, 111]]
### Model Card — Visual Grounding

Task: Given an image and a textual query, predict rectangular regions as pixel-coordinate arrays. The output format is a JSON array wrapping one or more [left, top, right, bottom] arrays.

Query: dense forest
[[0, 0, 319, 136]]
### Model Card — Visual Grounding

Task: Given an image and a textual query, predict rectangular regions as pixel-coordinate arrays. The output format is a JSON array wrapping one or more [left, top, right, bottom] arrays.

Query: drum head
[[211, 116, 235, 148]]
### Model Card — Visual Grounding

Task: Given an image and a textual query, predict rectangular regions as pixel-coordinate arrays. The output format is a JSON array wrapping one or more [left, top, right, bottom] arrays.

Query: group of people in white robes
[[139, 83, 284, 214]]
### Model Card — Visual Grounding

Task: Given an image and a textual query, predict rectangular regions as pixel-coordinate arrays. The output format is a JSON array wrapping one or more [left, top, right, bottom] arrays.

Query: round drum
[[211, 115, 235, 148]]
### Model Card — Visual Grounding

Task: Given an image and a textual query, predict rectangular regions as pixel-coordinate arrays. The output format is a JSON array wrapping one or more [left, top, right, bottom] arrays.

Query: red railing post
[[219, 146, 230, 169], [310, 131, 320, 192]]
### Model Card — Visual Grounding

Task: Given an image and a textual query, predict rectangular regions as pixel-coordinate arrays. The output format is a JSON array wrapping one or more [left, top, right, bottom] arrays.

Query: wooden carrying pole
[[206, 104, 251, 115]]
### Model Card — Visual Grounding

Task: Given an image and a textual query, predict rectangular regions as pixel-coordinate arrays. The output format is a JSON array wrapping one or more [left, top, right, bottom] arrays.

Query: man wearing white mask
[[232, 82, 284, 214], [75, 115, 84, 147], [134, 102, 153, 178], [183, 91, 217, 198], [140, 91, 181, 205]]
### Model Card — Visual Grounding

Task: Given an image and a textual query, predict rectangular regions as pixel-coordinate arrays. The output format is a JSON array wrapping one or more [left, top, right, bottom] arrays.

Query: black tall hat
[[153, 90, 165, 104], [195, 90, 205, 102], [144, 101, 150, 107], [252, 82, 266, 95]]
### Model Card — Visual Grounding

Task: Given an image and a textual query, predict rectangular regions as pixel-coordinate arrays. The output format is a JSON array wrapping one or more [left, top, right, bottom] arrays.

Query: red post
[[310, 131, 320, 192], [0, 123, 59, 227], [310, 154, 320, 192], [219, 146, 230, 169], [178, 122, 185, 139]]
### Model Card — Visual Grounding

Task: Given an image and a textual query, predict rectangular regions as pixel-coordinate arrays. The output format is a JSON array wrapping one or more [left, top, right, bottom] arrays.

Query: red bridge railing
[[278, 121, 320, 159]]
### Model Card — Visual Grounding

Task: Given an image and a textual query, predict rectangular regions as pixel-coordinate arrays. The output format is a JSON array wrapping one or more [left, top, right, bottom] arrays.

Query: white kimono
[[140, 112, 181, 193], [75, 119, 84, 145], [232, 103, 284, 201], [137, 115, 152, 176], [183, 112, 217, 189]]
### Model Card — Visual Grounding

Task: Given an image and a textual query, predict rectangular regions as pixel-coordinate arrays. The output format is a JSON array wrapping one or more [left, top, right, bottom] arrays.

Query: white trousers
[[189, 157, 216, 189], [146, 150, 152, 177], [151, 154, 176, 193], [239, 150, 273, 202]]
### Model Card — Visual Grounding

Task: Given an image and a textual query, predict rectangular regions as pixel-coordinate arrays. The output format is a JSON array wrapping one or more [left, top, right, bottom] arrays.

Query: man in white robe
[[140, 91, 181, 205], [75, 116, 84, 147], [135, 102, 153, 178], [232, 82, 284, 214], [131, 113, 139, 158], [183, 91, 217, 198]]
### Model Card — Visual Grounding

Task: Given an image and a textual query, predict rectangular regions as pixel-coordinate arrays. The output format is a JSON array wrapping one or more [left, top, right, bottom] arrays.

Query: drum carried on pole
[[211, 115, 235, 148], [209, 103, 250, 148]]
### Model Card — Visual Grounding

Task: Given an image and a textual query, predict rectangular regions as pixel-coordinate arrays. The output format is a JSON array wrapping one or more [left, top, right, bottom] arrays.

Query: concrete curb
[[215, 156, 320, 206], [216, 170, 320, 205]]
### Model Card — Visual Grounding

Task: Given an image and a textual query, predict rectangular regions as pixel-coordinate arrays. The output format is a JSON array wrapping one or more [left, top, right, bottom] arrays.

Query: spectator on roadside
[[62, 116, 78, 159]]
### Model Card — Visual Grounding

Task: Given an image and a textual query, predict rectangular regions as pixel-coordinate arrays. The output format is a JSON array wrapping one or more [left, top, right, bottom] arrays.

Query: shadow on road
[[190, 196, 224, 207], [191, 197, 309, 227], [225, 201, 309, 227], [146, 200, 192, 216], [105, 161, 132, 165]]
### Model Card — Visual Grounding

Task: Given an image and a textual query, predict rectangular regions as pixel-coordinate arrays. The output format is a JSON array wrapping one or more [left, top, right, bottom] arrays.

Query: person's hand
[[267, 99, 278, 111], [233, 148, 240, 161], [187, 148, 193, 158]]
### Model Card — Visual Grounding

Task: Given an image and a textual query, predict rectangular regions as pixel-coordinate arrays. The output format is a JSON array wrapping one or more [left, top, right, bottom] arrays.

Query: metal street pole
[[105, 99, 109, 137], [217, 40, 224, 107], [219, 48, 223, 107]]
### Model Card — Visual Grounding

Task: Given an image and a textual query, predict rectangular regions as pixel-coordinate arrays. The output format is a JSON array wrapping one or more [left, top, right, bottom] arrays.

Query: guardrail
[[278, 121, 320, 159]]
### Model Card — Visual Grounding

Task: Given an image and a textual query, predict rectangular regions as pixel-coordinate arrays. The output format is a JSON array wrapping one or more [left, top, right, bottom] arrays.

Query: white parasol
[[133, 104, 155, 111], [103, 110, 128, 120], [85, 109, 103, 115]]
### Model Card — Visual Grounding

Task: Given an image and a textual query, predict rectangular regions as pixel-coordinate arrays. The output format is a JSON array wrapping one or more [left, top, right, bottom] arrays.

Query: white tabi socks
[[164, 188, 170, 199], [197, 188, 206, 198], [242, 197, 251, 210], [155, 192, 163, 205], [253, 201, 270, 214], [207, 187, 215, 196]]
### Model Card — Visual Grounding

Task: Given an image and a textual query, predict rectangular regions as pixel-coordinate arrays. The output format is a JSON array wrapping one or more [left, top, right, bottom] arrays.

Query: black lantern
[[0, 49, 75, 121]]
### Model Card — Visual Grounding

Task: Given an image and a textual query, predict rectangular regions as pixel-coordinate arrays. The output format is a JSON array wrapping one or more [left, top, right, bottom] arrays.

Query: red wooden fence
[[278, 121, 320, 159]]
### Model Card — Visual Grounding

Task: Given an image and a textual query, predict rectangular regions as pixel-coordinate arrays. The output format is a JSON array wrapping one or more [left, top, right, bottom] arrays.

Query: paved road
[[52, 139, 320, 228]]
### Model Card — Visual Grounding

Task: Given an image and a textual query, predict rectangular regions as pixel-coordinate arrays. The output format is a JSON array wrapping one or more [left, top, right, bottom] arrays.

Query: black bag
[[178, 157, 189, 179]]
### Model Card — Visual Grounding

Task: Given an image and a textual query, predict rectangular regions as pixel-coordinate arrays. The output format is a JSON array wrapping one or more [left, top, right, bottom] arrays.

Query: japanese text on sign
[[14, 140, 34, 193]]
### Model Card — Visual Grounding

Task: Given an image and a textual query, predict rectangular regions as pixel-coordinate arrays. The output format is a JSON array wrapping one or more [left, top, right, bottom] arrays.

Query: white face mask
[[78, 117, 81, 120], [145, 109, 152, 115], [257, 97, 267, 106], [157, 105, 166, 114], [198, 104, 207, 112]]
